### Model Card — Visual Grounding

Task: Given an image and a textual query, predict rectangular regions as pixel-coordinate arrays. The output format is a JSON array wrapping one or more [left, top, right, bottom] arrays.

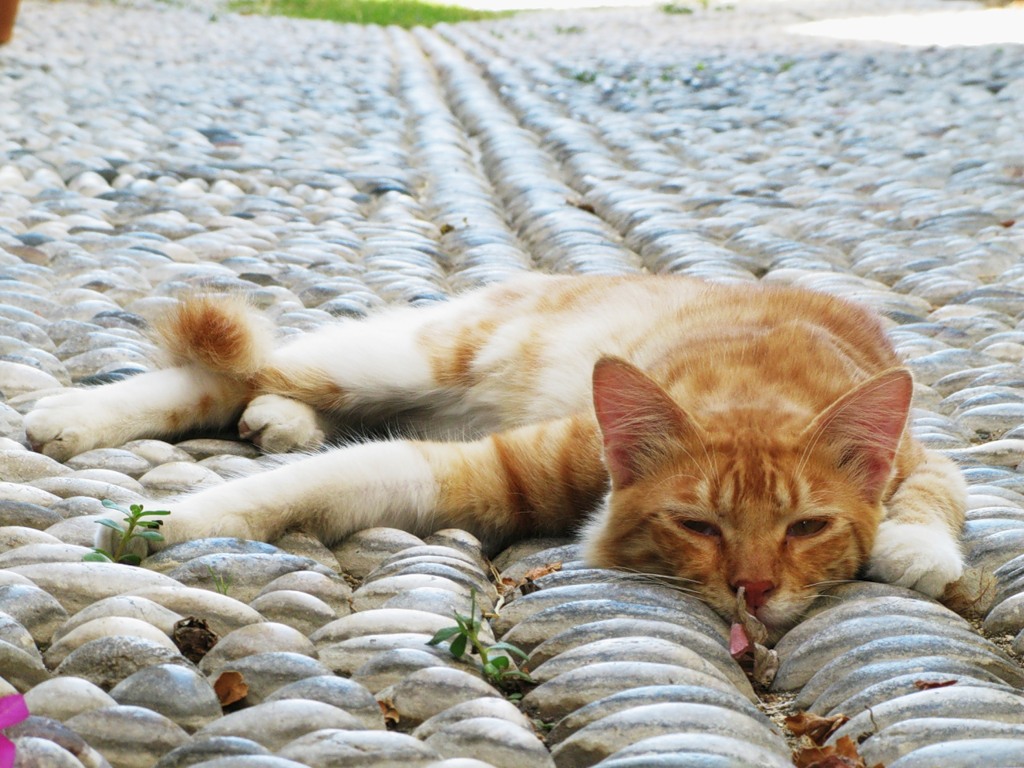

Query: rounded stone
[[377, 667, 502, 728], [53, 636, 191, 691], [197, 622, 316, 675], [521, 661, 753, 721], [6, 715, 112, 768], [311, 608, 490, 646], [276, 729, 441, 768], [153, 737, 272, 768], [109, 663, 223, 732], [255, 570, 353, 616], [0, 582, 68, 645], [168, 553, 332, 603], [351, 574, 473, 612], [333, 527, 425, 579], [126, 586, 264, 637], [413, 697, 534, 740], [4, 562, 181, 614], [861, 717, 1024, 767], [23, 677, 118, 722], [247, 590, 336, 634], [350, 647, 477, 693], [193, 700, 365, 751], [65, 705, 190, 768], [45, 616, 177, 668], [600, 733, 793, 768], [886, 738, 1024, 767], [264, 675, 383, 730], [551, 703, 787, 768], [53, 595, 184, 643], [207, 651, 333, 705], [546, 684, 774, 746], [423, 717, 554, 768]]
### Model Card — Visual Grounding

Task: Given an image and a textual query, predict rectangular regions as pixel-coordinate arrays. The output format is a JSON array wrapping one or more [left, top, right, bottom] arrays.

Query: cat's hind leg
[[24, 367, 251, 462], [237, 394, 330, 453]]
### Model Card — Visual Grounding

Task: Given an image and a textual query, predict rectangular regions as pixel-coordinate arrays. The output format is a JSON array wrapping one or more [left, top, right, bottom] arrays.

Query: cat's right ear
[[592, 357, 700, 488]]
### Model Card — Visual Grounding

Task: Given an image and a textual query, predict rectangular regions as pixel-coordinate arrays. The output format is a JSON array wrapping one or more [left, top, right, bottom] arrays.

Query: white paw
[[866, 521, 964, 597], [160, 503, 260, 545], [239, 395, 326, 453], [24, 390, 112, 461]]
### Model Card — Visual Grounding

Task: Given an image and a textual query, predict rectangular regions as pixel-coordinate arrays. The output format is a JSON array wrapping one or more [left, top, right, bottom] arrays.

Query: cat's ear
[[592, 357, 701, 488], [804, 368, 912, 504]]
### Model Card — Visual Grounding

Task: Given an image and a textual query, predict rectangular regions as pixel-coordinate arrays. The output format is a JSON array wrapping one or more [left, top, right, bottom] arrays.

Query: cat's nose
[[735, 580, 775, 612]]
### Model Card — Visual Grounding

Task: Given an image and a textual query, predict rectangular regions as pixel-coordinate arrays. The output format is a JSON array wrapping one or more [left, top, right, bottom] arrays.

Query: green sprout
[[84, 501, 169, 565], [427, 590, 534, 693], [207, 564, 233, 596]]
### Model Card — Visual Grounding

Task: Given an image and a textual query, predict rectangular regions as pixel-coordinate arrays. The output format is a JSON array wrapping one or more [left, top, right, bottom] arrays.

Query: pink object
[[729, 622, 753, 659], [0, 694, 29, 768], [734, 580, 775, 612]]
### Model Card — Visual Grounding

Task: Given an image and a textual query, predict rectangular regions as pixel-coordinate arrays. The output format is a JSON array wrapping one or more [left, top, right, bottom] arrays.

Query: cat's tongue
[[729, 621, 754, 659]]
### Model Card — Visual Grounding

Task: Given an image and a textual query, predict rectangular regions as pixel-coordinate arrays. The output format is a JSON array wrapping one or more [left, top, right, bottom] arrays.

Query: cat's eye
[[786, 518, 829, 538], [679, 520, 722, 538]]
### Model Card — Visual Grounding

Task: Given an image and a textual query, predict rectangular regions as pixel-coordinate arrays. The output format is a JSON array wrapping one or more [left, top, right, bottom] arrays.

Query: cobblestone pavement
[[2, 0, 1024, 765]]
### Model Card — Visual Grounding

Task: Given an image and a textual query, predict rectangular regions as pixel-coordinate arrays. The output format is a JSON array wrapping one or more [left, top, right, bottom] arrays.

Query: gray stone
[[168, 553, 332, 603], [208, 651, 332, 705], [126, 585, 264, 637], [45, 616, 178, 668], [23, 677, 118, 722], [0, 583, 68, 644], [521, 661, 752, 722], [109, 663, 223, 732], [4, 561, 181, 614], [153, 737, 271, 768], [54, 636, 191, 691], [264, 675, 383, 730], [413, 697, 534, 741], [53, 595, 184, 643], [197, 622, 317, 676], [377, 666, 501, 729], [65, 705, 190, 768], [423, 718, 554, 768], [255, 570, 352, 616], [546, 685, 773, 746], [332, 527, 425, 579], [861, 717, 1024, 767], [600, 734, 793, 768], [885, 738, 1024, 767], [551, 703, 787, 768], [193, 700, 365, 751], [276, 729, 441, 767]]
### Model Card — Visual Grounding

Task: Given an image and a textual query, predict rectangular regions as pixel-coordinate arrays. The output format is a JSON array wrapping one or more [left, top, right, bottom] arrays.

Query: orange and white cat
[[24, 274, 966, 633]]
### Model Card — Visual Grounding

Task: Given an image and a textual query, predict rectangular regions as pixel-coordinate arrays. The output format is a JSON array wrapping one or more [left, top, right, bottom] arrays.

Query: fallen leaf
[[378, 698, 400, 726], [785, 712, 850, 745], [914, 679, 958, 691], [213, 671, 248, 707], [522, 563, 562, 581], [793, 735, 881, 768], [172, 616, 219, 663]]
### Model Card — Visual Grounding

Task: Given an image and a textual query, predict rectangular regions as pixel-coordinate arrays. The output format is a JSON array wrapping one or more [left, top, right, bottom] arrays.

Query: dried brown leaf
[[914, 679, 958, 691], [792, 735, 881, 768], [785, 712, 850, 746], [213, 670, 248, 707], [378, 698, 400, 725], [172, 616, 218, 664]]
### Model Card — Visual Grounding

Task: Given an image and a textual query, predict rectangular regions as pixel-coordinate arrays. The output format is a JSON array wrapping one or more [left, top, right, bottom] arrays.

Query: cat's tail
[[155, 295, 274, 380]]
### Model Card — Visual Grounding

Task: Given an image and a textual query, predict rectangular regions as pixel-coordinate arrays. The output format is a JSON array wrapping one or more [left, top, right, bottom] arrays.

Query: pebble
[[192, 700, 366, 751], [263, 674, 384, 730], [377, 667, 502, 729], [276, 729, 441, 767], [64, 705, 190, 768], [22, 677, 118, 722], [196, 622, 317, 675]]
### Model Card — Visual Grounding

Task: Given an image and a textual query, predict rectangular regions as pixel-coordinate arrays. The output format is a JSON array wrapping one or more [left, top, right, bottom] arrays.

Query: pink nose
[[735, 580, 775, 612]]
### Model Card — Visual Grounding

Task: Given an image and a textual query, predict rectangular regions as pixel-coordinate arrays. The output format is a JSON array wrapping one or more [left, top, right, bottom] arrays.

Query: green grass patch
[[229, 0, 512, 28]]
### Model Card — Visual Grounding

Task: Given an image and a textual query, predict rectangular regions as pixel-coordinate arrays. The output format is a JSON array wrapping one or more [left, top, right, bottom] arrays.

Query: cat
[[23, 273, 966, 635]]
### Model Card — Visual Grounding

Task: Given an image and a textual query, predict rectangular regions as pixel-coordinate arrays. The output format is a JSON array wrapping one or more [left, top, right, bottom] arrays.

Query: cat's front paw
[[866, 520, 964, 597], [239, 394, 326, 453], [24, 390, 111, 461]]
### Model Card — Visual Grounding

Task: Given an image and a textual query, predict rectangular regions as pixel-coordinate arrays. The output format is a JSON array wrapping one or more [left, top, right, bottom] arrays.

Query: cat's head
[[581, 356, 912, 639]]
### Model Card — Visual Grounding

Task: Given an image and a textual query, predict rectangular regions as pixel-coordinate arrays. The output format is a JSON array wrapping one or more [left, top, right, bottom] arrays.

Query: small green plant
[[573, 70, 597, 84], [661, 3, 693, 14], [428, 590, 534, 692], [207, 565, 233, 596], [84, 501, 169, 565]]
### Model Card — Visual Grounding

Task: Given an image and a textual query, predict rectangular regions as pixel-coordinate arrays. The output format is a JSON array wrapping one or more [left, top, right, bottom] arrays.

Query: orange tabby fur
[[25, 274, 966, 633]]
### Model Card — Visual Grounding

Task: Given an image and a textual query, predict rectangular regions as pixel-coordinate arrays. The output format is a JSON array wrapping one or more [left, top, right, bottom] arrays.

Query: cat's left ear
[[592, 356, 701, 489], [804, 367, 912, 504]]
